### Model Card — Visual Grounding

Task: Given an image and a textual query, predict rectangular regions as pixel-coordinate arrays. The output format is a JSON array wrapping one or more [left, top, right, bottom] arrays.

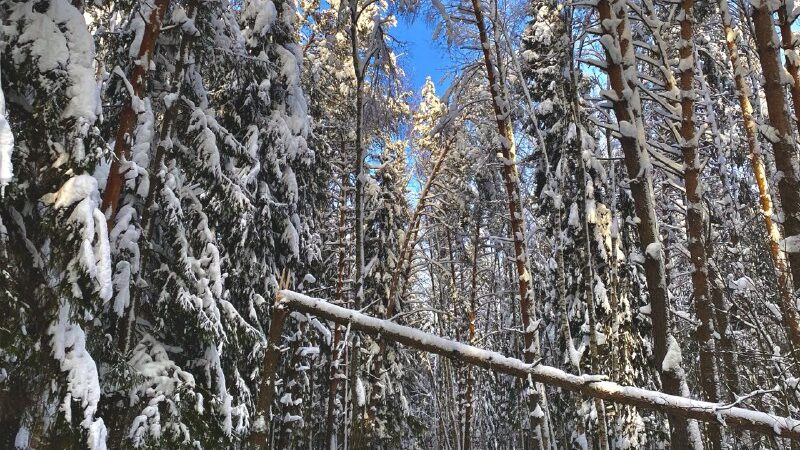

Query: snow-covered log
[[270, 290, 800, 440]]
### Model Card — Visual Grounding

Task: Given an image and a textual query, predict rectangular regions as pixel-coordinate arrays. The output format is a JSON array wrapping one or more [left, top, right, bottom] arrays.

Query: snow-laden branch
[[271, 290, 800, 440]]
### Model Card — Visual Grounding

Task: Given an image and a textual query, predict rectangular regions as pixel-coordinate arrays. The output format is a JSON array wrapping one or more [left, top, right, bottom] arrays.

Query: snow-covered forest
[[5, 0, 800, 448]]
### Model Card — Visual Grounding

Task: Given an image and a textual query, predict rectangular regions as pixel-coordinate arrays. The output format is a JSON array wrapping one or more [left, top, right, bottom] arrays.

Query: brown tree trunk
[[716, 0, 765, 401], [750, 0, 800, 358], [102, 0, 170, 225], [277, 325, 305, 449], [248, 305, 289, 449], [778, 5, 800, 133], [468, 0, 550, 447], [677, 0, 722, 447], [118, 0, 197, 357], [594, 0, 699, 446]]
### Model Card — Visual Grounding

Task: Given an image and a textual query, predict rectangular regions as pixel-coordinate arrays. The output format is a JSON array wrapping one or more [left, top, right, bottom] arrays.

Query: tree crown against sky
[[4, 0, 800, 449]]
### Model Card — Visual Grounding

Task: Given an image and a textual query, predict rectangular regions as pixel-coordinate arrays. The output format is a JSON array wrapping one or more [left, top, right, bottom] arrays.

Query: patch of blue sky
[[390, 15, 455, 199], [393, 15, 452, 93]]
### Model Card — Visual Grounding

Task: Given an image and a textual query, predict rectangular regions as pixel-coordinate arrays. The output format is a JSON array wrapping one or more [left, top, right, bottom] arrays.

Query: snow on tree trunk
[[749, 0, 800, 361], [468, 0, 551, 447], [0, 68, 12, 195], [102, 0, 170, 224], [270, 291, 800, 440], [676, 0, 722, 446], [594, 0, 701, 445]]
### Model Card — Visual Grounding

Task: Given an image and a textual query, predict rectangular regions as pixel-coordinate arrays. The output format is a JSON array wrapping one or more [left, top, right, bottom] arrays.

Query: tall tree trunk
[[594, 0, 700, 446], [102, 0, 170, 225], [388, 139, 452, 317], [463, 214, 480, 450], [778, 4, 800, 131], [468, 0, 551, 447], [325, 171, 349, 448], [349, 0, 365, 308], [749, 0, 800, 359], [716, 0, 780, 400], [348, 1, 367, 442], [677, 0, 722, 447], [248, 305, 289, 449]]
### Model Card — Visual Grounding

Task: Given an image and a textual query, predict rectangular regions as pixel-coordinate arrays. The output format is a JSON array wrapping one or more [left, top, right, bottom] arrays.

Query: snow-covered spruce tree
[[91, 1, 272, 447], [520, 5, 589, 447], [360, 138, 415, 445], [318, 2, 415, 444], [234, 0, 320, 447], [0, 1, 110, 447], [0, 0, 317, 447], [521, 2, 617, 446]]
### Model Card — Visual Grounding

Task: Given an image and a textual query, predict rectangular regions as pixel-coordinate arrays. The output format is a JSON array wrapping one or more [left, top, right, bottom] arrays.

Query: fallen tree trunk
[[252, 290, 800, 443]]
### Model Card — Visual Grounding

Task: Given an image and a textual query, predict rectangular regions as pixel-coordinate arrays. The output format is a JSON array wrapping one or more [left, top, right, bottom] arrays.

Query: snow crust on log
[[277, 290, 800, 439]]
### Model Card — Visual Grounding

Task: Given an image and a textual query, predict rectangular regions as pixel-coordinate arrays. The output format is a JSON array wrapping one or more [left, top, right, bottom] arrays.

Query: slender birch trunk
[[349, 0, 365, 308]]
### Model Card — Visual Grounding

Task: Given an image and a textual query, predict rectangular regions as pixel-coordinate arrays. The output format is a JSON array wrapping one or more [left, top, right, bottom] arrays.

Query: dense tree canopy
[[4, 0, 800, 448]]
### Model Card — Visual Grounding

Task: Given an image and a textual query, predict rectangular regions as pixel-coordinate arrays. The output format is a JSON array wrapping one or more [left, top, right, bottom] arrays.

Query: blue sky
[[393, 16, 451, 93]]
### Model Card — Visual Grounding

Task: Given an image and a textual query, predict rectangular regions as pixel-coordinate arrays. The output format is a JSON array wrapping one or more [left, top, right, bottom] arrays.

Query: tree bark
[[594, 0, 699, 446], [102, 0, 170, 225], [468, 0, 550, 447], [248, 305, 289, 449], [677, 0, 722, 447], [715, 0, 766, 403], [778, 4, 800, 135], [749, 0, 800, 359]]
